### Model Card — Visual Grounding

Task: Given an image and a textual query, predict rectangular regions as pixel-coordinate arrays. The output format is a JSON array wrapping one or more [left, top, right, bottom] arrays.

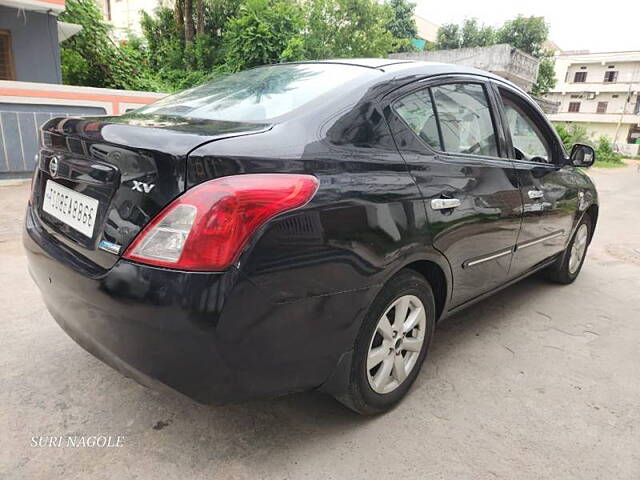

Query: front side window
[[597, 101, 608, 114], [499, 91, 551, 163], [135, 63, 375, 122], [430, 83, 499, 157], [604, 71, 618, 83]]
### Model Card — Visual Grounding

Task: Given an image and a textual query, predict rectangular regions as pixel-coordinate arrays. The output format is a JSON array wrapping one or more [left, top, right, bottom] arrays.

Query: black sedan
[[24, 59, 598, 414]]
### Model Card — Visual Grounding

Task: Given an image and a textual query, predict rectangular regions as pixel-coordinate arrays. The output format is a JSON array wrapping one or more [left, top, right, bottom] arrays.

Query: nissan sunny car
[[24, 59, 598, 414]]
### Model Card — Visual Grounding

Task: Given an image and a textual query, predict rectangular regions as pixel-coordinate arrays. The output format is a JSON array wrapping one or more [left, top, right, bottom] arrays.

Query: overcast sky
[[415, 0, 638, 53]]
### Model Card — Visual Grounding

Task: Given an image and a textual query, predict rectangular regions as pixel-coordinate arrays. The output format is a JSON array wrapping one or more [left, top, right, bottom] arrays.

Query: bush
[[303, 0, 398, 59], [58, 0, 427, 92], [554, 123, 592, 153], [59, 0, 148, 90], [222, 0, 305, 72], [595, 136, 624, 165]]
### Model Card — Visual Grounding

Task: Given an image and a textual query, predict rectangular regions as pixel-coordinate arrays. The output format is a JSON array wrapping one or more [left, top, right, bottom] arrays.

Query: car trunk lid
[[32, 115, 270, 270]]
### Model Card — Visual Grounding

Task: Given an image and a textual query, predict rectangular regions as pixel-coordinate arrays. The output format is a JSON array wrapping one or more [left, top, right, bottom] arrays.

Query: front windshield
[[135, 63, 374, 122]]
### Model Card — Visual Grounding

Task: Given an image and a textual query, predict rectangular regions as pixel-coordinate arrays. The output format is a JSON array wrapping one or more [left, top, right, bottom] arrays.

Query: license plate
[[42, 180, 99, 238]]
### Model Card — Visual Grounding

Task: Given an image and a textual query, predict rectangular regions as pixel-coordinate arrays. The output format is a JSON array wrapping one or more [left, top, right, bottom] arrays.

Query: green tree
[[435, 23, 462, 49], [61, 0, 458, 92], [59, 0, 145, 89], [531, 56, 557, 96], [496, 15, 548, 57], [222, 0, 305, 72], [133, 1, 239, 91], [387, 0, 417, 52], [303, 0, 397, 59], [496, 16, 556, 95], [435, 15, 557, 95], [387, 0, 417, 39], [461, 18, 495, 48]]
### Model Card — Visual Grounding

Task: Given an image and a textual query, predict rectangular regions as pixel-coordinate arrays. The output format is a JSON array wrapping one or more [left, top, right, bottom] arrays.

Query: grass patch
[[593, 160, 627, 168]]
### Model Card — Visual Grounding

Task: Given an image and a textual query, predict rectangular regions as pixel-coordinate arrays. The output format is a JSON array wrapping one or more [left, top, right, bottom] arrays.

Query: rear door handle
[[528, 189, 544, 200], [431, 198, 461, 210]]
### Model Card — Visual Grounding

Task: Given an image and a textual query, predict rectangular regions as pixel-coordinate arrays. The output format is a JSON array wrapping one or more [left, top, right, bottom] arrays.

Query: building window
[[574, 71, 587, 83], [597, 102, 608, 114], [612, 94, 619, 98], [570, 94, 583, 99], [635, 96, 640, 115], [603, 71, 618, 83], [0, 30, 15, 81], [568, 102, 581, 113]]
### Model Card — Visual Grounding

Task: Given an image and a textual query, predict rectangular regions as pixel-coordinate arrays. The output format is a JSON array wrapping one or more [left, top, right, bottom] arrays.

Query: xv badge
[[132, 180, 155, 194]]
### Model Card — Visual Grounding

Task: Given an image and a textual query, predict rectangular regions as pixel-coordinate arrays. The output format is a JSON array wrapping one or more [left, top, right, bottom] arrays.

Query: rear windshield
[[135, 63, 374, 122]]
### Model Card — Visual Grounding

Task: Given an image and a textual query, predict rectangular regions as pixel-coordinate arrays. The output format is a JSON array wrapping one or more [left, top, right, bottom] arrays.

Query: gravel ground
[[1, 163, 639, 479]]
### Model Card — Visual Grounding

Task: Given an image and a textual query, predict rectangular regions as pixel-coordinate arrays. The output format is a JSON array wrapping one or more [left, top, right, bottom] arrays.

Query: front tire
[[337, 270, 436, 415], [545, 215, 591, 284]]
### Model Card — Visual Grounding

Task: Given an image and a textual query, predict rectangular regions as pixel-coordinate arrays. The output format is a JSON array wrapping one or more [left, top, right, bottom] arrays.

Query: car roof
[[294, 58, 416, 69]]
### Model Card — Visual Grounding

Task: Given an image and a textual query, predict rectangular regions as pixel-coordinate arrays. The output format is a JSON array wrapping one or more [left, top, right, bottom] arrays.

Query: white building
[[97, 0, 171, 39], [414, 15, 439, 44], [545, 50, 640, 155]]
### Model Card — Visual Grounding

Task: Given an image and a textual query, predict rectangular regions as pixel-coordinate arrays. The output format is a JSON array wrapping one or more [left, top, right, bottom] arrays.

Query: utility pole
[[613, 63, 640, 146]]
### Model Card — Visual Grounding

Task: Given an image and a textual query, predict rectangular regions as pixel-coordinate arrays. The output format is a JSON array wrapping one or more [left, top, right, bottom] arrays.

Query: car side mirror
[[569, 144, 595, 167]]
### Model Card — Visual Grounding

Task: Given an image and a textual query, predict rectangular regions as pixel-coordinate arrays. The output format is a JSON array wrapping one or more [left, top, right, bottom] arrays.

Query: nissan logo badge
[[49, 156, 59, 178]]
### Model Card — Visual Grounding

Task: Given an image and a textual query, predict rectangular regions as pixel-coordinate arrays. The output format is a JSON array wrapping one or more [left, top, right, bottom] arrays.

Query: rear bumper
[[24, 206, 371, 404]]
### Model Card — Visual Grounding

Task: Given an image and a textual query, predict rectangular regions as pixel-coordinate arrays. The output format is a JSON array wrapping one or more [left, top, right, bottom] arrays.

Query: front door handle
[[431, 198, 461, 210], [528, 189, 544, 200]]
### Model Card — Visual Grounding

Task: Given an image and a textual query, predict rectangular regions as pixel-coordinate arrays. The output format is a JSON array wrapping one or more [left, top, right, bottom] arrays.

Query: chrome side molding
[[517, 230, 564, 250], [463, 248, 512, 268]]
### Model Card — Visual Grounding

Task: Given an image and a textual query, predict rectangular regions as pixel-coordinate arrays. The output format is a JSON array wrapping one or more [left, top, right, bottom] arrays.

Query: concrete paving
[[1, 164, 639, 479]]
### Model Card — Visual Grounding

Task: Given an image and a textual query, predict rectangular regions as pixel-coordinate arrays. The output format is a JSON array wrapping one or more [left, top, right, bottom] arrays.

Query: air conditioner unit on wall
[[587, 93, 596, 100]]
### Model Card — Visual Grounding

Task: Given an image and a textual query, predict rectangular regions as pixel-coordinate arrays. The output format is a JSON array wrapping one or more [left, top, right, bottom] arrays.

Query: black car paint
[[382, 75, 524, 306], [35, 115, 270, 269], [24, 60, 598, 404]]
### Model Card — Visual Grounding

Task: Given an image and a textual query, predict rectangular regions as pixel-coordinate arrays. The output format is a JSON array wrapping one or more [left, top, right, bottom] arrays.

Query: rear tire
[[336, 270, 435, 415], [545, 215, 591, 284]]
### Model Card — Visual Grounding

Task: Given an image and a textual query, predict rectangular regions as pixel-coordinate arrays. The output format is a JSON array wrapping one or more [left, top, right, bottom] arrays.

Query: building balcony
[[549, 111, 640, 124], [553, 82, 640, 94]]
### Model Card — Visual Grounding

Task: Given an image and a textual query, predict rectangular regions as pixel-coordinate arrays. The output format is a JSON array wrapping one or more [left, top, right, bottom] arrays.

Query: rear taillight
[[123, 174, 319, 271]]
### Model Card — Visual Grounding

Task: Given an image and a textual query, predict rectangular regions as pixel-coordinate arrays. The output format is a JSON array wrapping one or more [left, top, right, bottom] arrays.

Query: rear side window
[[430, 83, 498, 157], [393, 89, 441, 150], [393, 82, 499, 157]]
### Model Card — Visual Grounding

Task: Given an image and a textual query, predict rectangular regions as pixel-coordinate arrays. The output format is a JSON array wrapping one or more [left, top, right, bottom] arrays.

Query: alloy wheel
[[366, 295, 427, 394], [569, 224, 588, 274]]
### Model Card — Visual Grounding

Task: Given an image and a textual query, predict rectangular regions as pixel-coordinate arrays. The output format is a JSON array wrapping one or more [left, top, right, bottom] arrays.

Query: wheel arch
[[584, 203, 599, 243], [403, 260, 448, 322], [383, 250, 453, 322], [318, 250, 453, 399]]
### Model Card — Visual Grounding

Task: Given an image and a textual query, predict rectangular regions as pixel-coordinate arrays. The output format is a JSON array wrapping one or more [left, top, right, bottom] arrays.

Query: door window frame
[[488, 81, 566, 166], [382, 74, 512, 163]]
